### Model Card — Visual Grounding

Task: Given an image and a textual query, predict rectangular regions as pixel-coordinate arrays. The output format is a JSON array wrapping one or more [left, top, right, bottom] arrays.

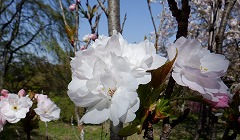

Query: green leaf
[[154, 98, 172, 119], [87, 5, 91, 13], [149, 49, 178, 89], [149, 84, 166, 102], [118, 123, 142, 137], [137, 84, 152, 105], [92, 5, 98, 13]]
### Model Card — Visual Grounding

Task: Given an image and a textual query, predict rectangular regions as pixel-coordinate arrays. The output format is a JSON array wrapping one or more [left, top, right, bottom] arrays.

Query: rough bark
[[107, 0, 120, 36]]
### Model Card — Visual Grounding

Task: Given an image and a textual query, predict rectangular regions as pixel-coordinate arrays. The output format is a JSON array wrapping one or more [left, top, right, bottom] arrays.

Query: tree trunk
[[107, 0, 123, 139], [107, 0, 121, 36]]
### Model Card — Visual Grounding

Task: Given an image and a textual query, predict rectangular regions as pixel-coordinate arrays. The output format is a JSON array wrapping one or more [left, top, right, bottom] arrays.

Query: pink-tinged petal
[[34, 97, 60, 122], [181, 75, 205, 94], [205, 95, 230, 108], [172, 72, 185, 86], [200, 53, 229, 77]]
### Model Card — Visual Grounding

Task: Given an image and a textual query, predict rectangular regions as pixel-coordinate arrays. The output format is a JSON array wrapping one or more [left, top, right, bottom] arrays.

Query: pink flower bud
[[77, 0, 80, 3], [206, 95, 230, 108], [89, 34, 97, 40], [1, 89, 9, 97], [69, 4, 76, 11], [18, 89, 25, 97]]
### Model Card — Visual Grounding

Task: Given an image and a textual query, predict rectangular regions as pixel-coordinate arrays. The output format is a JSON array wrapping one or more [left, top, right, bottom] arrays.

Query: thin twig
[[74, 1, 80, 54], [58, 0, 67, 26], [97, 0, 108, 16], [147, 0, 159, 51], [120, 13, 127, 34]]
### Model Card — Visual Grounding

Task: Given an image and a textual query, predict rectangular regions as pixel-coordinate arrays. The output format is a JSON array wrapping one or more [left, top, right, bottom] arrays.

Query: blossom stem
[[45, 122, 49, 140]]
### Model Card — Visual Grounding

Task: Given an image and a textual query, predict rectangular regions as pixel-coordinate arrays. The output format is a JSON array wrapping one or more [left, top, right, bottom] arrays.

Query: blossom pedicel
[[68, 31, 167, 125]]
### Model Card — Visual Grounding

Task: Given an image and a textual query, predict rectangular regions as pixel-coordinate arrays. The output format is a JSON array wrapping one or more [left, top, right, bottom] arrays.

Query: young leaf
[[92, 5, 98, 14]]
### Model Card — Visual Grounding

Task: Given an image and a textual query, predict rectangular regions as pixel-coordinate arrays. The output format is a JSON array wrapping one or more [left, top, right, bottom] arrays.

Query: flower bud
[[18, 89, 25, 97], [69, 4, 76, 11]]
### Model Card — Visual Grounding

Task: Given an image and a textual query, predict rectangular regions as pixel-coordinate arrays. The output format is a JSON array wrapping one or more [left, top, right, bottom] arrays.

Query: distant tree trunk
[[160, 0, 190, 139], [215, 0, 237, 54]]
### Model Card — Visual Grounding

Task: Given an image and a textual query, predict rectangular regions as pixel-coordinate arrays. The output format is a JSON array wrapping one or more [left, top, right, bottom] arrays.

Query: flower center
[[107, 88, 116, 97], [12, 105, 18, 111], [199, 66, 208, 73]]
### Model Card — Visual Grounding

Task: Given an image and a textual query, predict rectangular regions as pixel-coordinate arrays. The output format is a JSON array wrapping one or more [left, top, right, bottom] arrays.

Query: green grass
[[0, 119, 239, 140]]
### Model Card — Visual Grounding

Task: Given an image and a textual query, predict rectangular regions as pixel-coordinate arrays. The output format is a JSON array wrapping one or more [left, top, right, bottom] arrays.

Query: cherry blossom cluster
[[68, 30, 233, 126], [0, 89, 60, 132], [68, 31, 167, 126]]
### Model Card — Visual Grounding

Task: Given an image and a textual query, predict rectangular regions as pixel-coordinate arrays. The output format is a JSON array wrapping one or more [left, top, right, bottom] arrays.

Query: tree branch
[[215, 0, 237, 54], [58, 0, 68, 26], [167, 0, 180, 21], [97, 0, 108, 16], [147, 0, 158, 51], [0, 0, 26, 36]]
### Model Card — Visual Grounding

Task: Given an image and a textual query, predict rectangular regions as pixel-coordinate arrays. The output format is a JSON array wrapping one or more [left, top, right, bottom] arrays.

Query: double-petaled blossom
[[167, 37, 231, 107], [0, 93, 32, 123], [68, 31, 167, 125], [34, 94, 60, 122]]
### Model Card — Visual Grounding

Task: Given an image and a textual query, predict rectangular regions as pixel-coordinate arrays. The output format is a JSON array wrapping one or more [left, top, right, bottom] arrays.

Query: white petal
[[81, 108, 109, 124], [111, 88, 130, 118]]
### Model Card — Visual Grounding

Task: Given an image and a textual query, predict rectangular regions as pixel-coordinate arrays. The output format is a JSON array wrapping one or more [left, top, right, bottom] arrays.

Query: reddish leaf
[[149, 49, 178, 89]]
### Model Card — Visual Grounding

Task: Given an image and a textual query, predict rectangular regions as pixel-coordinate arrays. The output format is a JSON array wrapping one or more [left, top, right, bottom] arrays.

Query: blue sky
[[79, 0, 162, 43]]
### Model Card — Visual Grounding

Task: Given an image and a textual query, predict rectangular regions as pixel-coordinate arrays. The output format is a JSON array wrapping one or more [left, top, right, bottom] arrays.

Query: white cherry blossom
[[167, 37, 231, 104], [68, 31, 166, 125], [34, 94, 60, 122], [0, 94, 32, 123]]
